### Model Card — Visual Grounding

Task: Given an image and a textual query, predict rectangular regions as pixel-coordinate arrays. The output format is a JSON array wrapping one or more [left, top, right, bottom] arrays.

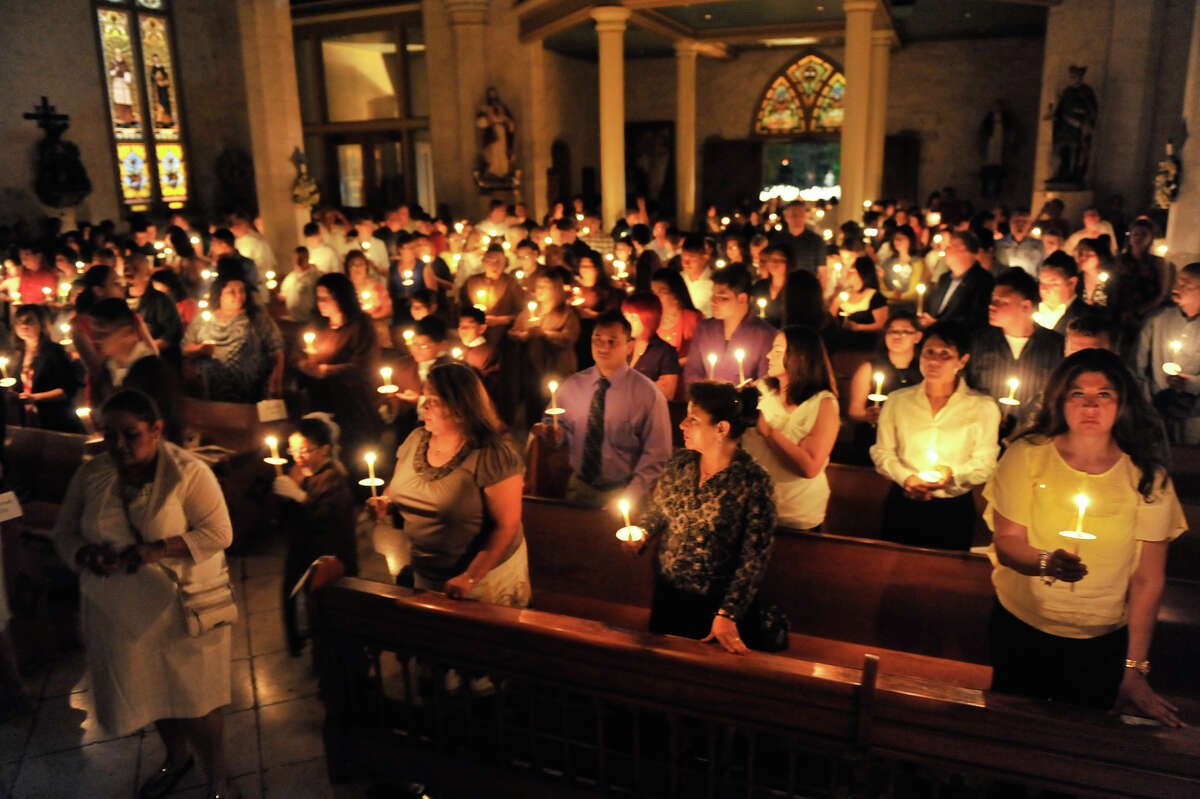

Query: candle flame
[[735, 349, 745, 363], [916, 283, 926, 294], [380, 366, 392, 380], [926, 448, 938, 466], [365, 451, 376, 465], [757, 298, 767, 308], [1074, 494, 1089, 513], [706, 353, 717, 364], [1008, 377, 1019, 391], [1171, 340, 1182, 354], [264, 436, 277, 449], [874, 371, 884, 385], [75, 407, 90, 418], [618, 498, 630, 515]]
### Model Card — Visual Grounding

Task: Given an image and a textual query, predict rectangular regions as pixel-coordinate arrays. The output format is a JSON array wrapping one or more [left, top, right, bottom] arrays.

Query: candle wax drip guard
[[377, 384, 399, 395], [616, 526, 646, 543], [867, 394, 887, 403], [998, 397, 1020, 406], [358, 477, 385, 488], [545, 407, 566, 416], [264, 457, 288, 467], [1058, 530, 1097, 542], [1163, 362, 1182, 376]]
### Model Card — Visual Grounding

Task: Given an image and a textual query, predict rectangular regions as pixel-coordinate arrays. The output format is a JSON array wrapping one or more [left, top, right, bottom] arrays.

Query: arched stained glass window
[[753, 53, 845, 136], [94, 0, 189, 210]]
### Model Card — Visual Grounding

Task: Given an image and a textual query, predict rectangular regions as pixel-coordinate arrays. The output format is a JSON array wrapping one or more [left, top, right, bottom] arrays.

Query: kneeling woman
[[636, 381, 778, 654], [870, 321, 1001, 550], [984, 349, 1185, 725], [370, 362, 530, 607], [53, 390, 236, 798]]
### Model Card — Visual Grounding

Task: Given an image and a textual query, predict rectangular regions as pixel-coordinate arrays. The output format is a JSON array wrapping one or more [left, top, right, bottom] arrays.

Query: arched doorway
[[752, 52, 845, 204]]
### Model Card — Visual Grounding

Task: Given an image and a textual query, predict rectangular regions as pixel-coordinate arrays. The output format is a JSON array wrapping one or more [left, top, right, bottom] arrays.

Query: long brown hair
[[427, 362, 505, 448], [1014, 348, 1168, 498]]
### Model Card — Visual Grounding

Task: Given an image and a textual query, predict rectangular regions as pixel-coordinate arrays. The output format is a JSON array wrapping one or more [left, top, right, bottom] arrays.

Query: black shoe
[[139, 755, 194, 799]]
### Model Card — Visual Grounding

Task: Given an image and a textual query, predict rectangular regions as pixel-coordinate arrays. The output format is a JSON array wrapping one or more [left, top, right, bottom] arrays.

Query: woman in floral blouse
[[636, 380, 778, 654]]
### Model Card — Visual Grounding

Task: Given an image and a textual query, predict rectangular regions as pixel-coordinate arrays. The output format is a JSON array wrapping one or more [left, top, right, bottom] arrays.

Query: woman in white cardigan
[[54, 390, 236, 799]]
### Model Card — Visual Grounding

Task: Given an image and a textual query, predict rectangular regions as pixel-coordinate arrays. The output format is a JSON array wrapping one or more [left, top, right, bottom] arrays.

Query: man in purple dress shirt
[[533, 311, 672, 509], [681, 264, 777, 391]]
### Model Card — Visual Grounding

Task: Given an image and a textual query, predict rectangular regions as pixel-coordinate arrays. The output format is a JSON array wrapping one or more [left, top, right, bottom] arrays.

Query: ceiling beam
[[519, 0, 595, 42], [628, 9, 731, 59]]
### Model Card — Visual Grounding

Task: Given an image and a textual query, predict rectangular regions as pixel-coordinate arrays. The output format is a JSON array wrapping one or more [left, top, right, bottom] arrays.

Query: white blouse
[[870, 380, 1001, 498], [743, 386, 835, 529]]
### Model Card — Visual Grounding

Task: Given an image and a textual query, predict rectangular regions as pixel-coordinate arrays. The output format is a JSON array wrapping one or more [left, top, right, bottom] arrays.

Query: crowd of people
[[0, 187, 1191, 796]]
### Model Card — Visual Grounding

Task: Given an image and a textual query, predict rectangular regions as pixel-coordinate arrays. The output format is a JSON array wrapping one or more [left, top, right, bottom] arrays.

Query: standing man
[[680, 234, 714, 318], [920, 231, 995, 334], [995, 208, 1043, 277], [682, 264, 777, 391], [302, 222, 339, 274], [769, 201, 824, 275], [123, 252, 182, 360], [533, 311, 672, 509]]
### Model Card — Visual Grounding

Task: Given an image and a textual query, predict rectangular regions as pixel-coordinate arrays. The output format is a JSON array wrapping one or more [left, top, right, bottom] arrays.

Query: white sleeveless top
[[743, 385, 835, 529]]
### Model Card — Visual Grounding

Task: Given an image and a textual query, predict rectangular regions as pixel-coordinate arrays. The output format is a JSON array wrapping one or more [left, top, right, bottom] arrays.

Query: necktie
[[578, 377, 610, 484]]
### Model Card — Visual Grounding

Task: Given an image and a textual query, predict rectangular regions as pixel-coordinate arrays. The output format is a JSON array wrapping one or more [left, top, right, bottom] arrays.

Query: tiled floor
[[0, 528, 400, 799]]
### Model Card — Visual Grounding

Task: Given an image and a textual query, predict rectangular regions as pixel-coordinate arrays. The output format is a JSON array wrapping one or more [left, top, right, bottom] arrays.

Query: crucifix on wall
[[23, 96, 92, 208]]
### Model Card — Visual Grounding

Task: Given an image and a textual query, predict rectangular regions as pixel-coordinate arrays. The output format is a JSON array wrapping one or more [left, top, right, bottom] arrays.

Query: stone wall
[[625, 38, 1042, 213], [0, 0, 252, 228]]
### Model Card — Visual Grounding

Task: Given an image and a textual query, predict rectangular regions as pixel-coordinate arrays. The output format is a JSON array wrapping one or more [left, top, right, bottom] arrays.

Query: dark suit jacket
[[927, 263, 995, 332], [1045, 297, 1086, 337], [967, 324, 1064, 426]]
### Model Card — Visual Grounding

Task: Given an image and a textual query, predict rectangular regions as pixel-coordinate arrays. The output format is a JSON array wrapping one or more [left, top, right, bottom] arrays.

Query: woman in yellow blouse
[[984, 349, 1185, 726]]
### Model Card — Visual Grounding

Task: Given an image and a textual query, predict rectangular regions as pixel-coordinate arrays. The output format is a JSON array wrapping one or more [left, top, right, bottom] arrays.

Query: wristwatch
[[1037, 550, 1056, 585], [1124, 658, 1151, 676]]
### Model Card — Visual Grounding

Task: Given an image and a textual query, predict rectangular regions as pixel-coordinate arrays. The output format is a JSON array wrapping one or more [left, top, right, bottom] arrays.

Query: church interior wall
[[0, 0, 253, 228], [542, 51, 600, 206], [0, 0, 123, 227]]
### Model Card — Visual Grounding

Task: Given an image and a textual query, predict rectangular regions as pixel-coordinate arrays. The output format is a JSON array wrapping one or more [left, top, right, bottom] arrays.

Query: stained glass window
[[94, 0, 187, 208], [753, 53, 845, 136]]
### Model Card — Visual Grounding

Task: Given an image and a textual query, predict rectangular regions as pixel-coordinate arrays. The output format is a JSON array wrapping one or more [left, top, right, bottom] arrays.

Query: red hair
[[621, 291, 662, 336]]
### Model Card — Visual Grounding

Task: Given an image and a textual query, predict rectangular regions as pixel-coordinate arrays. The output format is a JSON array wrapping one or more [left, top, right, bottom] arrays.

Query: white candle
[[528, 300, 538, 322], [402, 329, 415, 345], [265, 436, 280, 460], [915, 282, 927, 316], [619, 498, 631, 530], [1005, 377, 1019, 401], [76, 406, 95, 435], [0, 357, 8, 379], [452, 347, 464, 360], [874, 372, 884, 396], [822, 229, 833, 241], [303, 331, 316, 354], [735, 349, 746, 385], [757, 297, 767, 317], [839, 291, 849, 316], [706, 353, 717, 379], [548, 380, 560, 429]]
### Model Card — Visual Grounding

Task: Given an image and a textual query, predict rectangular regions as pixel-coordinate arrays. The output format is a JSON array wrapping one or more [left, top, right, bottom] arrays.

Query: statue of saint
[[1048, 65, 1098, 186], [476, 87, 516, 179]]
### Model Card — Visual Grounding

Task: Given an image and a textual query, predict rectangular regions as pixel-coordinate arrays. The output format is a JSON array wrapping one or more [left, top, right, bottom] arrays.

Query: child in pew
[[272, 412, 357, 657]]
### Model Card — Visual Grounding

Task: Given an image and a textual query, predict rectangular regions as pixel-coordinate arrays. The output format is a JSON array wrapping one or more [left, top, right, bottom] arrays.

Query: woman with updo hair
[[631, 380, 779, 654]]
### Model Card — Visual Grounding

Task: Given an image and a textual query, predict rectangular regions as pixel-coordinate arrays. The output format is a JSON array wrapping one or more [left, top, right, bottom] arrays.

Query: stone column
[[236, 0, 307, 268], [864, 30, 891, 205], [1165, 0, 1200, 266], [592, 5, 630, 230], [524, 41, 551, 223], [839, 0, 875, 220], [675, 41, 699, 231], [445, 0, 490, 220]]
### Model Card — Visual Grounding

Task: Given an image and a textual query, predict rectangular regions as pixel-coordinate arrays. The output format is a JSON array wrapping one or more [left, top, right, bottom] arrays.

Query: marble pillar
[[236, 0, 307, 270], [524, 41, 551, 223], [864, 30, 891, 205], [1165, 1, 1200, 267], [839, 0, 876, 220], [675, 42, 699, 231], [592, 5, 630, 231]]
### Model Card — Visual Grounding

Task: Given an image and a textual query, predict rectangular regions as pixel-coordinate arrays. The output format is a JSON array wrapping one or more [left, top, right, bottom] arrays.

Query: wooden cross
[[23, 97, 69, 133]]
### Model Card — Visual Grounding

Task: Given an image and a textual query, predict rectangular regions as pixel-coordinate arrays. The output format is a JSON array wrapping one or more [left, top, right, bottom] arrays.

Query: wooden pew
[[315, 578, 1200, 798], [3, 426, 93, 533], [520, 497, 1200, 699]]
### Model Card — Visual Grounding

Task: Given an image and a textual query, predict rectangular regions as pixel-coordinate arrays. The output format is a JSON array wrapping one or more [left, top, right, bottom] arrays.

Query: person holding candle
[[573, 249, 623, 369], [1032, 251, 1086, 336], [847, 311, 923, 463], [829, 256, 889, 346], [871, 321, 1001, 549], [681, 264, 777, 393], [532, 311, 672, 508], [749, 246, 790, 329], [967, 268, 1065, 430], [123, 252, 183, 361], [1074, 236, 1116, 309], [509, 266, 581, 427], [743, 326, 839, 531], [878, 226, 927, 305], [457, 307, 500, 382], [181, 266, 285, 403], [369, 363, 530, 606], [298, 273, 381, 463], [679, 235, 715, 318], [631, 381, 781, 653], [461, 245, 524, 346], [621, 291, 681, 400], [983, 349, 1185, 725], [1134, 262, 1200, 443], [344, 250, 393, 339], [649, 268, 701, 364], [272, 412, 357, 656], [10, 304, 82, 432], [53, 390, 237, 798]]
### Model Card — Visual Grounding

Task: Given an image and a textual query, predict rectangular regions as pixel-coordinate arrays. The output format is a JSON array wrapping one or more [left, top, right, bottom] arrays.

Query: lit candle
[[475, 288, 487, 311], [197, 299, 208, 309], [615, 498, 645, 543], [620, 498, 631, 530], [364, 452, 379, 497], [1156, 244, 1168, 256], [402, 329, 415, 345], [706, 352, 717, 379], [0, 357, 8, 379], [873, 371, 885, 401], [928, 212, 941, 227], [1073, 493, 1088, 534], [816, 209, 825, 219], [757, 297, 767, 318], [59, 322, 71, 345], [76, 406, 96, 436], [41, 286, 51, 299], [452, 347, 464, 360], [1164, 340, 1183, 375], [74, 260, 85, 271], [402, 269, 414, 286], [720, 216, 731, 227], [189, 235, 200, 246], [1005, 377, 1019, 402], [917, 447, 943, 483], [839, 291, 849, 316], [201, 269, 212, 281], [715, 259, 727, 269], [822, 229, 833, 241], [378, 366, 398, 394], [361, 240, 371, 250], [264, 435, 285, 475], [1031, 226, 1042, 238], [528, 300, 538, 322], [201, 310, 212, 324], [863, 200, 872, 209], [735, 348, 746, 385], [547, 379, 561, 429], [303, 331, 316, 355], [265, 436, 280, 460], [865, 227, 879, 238]]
